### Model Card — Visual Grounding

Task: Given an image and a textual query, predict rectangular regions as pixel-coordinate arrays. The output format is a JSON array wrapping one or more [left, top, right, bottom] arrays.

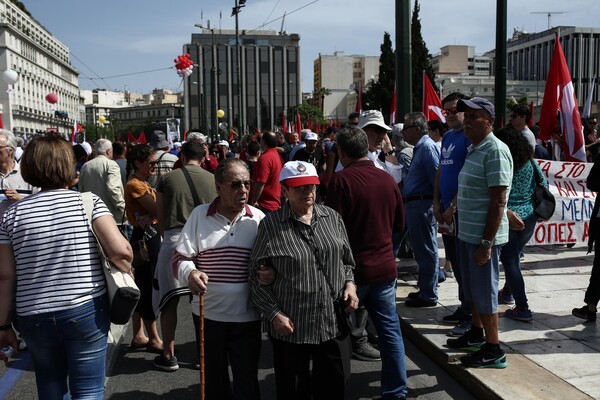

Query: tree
[[364, 32, 395, 120], [411, 0, 436, 112], [314, 87, 331, 114]]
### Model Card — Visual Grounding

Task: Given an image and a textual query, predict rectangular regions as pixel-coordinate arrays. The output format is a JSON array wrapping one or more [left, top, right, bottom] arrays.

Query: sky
[[21, 0, 599, 94]]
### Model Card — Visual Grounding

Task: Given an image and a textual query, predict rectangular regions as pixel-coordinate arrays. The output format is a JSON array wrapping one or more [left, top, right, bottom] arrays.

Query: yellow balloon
[[217, 109, 225, 118], [98, 116, 106, 124]]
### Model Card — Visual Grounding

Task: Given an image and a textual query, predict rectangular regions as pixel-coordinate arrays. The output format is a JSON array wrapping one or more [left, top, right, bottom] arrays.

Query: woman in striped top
[[0, 136, 132, 399], [249, 161, 358, 400]]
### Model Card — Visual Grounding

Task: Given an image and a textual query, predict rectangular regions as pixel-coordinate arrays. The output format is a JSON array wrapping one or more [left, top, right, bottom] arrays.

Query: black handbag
[[332, 289, 353, 335], [530, 159, 556, 221]]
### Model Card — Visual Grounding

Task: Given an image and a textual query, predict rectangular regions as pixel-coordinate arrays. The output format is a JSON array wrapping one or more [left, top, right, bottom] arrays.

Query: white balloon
[[2, 69, 19, 85]]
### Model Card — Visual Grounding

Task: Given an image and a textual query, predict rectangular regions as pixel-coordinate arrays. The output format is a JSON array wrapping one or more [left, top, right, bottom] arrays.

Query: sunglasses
[[402, 124, 418, 132], [441, 107, 459, 117], [227, 180, 252, 190]]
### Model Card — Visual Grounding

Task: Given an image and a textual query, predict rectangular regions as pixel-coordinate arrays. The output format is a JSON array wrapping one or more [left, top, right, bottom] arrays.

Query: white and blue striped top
[[0, 189, 111, 316]]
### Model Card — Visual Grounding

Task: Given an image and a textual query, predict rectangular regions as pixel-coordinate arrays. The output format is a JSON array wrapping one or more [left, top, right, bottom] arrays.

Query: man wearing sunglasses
[[432, 92, 473, 337]]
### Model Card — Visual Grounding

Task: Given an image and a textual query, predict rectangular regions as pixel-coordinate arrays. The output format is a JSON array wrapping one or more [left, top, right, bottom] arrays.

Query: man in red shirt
[[249, 131, 283, 213]]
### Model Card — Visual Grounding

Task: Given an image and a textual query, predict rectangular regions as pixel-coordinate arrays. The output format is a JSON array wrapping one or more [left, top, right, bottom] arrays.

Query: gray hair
[[403, 112, 428, 135], [0, 129, 17, 148], [93, 138, 112, 155], [187, 131, 206, 144], [336, 126, 369, 159], [214, 158, 248, 183]]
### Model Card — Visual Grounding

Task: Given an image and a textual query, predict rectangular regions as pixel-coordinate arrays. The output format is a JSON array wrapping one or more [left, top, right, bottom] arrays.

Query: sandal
[[130, 340, 149, 350]]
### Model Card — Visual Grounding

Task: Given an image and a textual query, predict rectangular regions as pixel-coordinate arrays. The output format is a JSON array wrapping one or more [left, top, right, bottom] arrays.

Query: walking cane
[[199, 294, 205, 400]]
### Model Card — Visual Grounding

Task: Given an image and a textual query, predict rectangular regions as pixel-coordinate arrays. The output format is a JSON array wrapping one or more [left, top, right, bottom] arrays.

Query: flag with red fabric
[[295, 112, 302, 134], [138, 131, 147, 144], [0, 114, 3, 129], [422, 71, 446, 123], [538, 33, 586, 162], [127, 131, 137, 143], [308, 117, 313, 131]]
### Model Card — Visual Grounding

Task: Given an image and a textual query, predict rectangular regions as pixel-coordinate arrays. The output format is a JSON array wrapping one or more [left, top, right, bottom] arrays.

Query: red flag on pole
[[538, 33, 585, 162], [127, 131, 137, 143], [422, 71, 446, 123], [295, 111, 302, 134], [0, 114, 3, 129], [138, 131, 147, 144], [389, 87, 397, 125], [355, 81, 362, 113], [316, 121, 321, 133], [308, 117, 313, 131], [282, 112, 287, 133]]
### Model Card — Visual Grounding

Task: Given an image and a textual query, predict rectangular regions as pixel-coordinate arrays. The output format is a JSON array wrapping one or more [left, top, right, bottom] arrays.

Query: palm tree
[[314, 87, 332, 115]]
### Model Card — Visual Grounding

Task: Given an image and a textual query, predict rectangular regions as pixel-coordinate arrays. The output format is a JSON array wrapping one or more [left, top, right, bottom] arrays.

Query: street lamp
[[195, 24, 219, 142], [232, 0, 246, 138]]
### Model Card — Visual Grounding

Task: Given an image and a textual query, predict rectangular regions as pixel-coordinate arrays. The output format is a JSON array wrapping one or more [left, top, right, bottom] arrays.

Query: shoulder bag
[[530, 159, 556, 221], [82, 192, 140, 325]]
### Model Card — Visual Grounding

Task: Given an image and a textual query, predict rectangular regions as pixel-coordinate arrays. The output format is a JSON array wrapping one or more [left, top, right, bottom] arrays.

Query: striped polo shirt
[[457, 133, 513, 245]]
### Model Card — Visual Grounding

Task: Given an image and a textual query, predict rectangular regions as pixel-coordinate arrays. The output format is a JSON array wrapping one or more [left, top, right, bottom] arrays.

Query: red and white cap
[[279, 161, 320, 187]]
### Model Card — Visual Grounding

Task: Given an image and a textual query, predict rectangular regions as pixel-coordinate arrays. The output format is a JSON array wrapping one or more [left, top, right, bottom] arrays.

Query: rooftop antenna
[[279, 11, 286, 35], [530, 11, 566, 30]]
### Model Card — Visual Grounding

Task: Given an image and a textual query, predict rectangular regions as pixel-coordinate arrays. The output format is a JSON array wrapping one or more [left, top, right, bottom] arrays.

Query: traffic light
[[231, 0, 246, 16]]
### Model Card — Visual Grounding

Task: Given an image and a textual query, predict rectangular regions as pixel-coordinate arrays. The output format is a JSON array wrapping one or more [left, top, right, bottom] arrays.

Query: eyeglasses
[[441, 107, 459, 117], [227, 180, 252, 190], [402, 124, 418, 132]]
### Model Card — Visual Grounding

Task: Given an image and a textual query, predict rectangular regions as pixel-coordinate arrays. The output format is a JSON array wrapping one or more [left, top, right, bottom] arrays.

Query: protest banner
[[530, 159, 595, 245]]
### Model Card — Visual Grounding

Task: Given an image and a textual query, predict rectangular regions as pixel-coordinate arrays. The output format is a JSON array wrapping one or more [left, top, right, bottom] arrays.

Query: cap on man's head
[[391, 123, 405, 138], [150, 130, 170, 149], [305, 131, 319, 142], [279, 161, 320, 187], [80, 142, 92, 156], [218, 140, 230, 148], [358, 110, 391, 131], [457, 97, 495, 117]]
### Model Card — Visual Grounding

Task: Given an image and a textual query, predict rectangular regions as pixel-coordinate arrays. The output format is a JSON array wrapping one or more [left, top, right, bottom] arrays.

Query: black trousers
[[192, 316, 262, 400], [270, 335, 351, 400], [585, 228, 600, 306]]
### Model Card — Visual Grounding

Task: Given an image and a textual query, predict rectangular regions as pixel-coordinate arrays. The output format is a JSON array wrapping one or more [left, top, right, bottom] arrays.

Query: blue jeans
[[357, 280, 408, 399], [500, 213, 537, 309], [17, 295, 110, 400], [405, 200, 439, 302]]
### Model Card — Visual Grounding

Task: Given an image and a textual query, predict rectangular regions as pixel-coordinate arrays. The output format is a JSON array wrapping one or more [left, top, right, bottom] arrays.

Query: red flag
[[282, 112, 287, 133], [308, 117, 313, 131], [538, 33, 585, 162], [0, 114, 3, 129], [336, 117, 340, 129], [355, 81, 362, 113], [422, 71, 446, 123], [295, 111, 302, 134], [138, 131, 147, 144], [127, 131, 137, 143], [389, 87, 397, 125], [528, 101, 534, 127], [316, 121, 321, 133]]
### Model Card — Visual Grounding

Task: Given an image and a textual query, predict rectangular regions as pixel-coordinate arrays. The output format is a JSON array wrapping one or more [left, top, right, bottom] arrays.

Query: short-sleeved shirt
[[438, 129, 471, 209], [0, 162, 38, 216], [125, 176, 158, 227], [457, 133, 513, 245], [251, 147, 283, 211]]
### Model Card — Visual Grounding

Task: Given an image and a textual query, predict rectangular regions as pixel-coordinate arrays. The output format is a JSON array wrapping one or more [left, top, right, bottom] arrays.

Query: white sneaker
[[18, 338, 27, 351]]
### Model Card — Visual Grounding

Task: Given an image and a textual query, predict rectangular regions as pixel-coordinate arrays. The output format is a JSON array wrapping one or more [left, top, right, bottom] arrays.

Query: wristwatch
[[480, 239, 493, 248], [383, 148, 396, 156]]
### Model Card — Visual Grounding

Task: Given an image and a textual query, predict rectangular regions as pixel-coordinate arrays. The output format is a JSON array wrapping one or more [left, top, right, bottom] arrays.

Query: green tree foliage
[[411, 0, 436, 112], [314, 87, 332, 114], [288, 101, 328, 128], [364, 32, 395, 120]]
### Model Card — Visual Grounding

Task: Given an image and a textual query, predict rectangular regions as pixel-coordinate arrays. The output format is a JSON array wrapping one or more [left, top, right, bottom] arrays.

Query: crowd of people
[[0, 94, 598, 399]]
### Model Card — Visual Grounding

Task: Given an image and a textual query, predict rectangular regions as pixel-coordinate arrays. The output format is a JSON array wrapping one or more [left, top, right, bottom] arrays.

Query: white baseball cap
[[279, 161, 320, 187]]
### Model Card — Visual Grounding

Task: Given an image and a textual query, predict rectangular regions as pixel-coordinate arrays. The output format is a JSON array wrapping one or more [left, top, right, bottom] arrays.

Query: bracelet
[[0, 323, 12, 331], [384, 149, 395, 156]]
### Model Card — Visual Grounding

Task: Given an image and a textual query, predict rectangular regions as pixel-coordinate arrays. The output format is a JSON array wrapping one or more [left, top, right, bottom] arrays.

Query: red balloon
[[46, 93, 58, 104]]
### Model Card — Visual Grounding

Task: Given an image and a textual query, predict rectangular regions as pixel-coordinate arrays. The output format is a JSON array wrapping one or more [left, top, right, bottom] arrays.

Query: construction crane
[[530, 11, 566, 30]]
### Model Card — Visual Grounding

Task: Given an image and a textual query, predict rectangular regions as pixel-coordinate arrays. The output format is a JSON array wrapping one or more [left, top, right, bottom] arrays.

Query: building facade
[[505, 26, 600, 105], [313, 52, 379, 120], [184, 28, 301, 138], [431, 45, 492, 77], [0, 0, 81, 138]]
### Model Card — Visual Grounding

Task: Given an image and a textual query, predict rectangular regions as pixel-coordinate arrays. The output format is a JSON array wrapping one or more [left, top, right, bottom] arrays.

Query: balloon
[[2, 69, 19, 85], [45, 93, 58, 104], [217, 109, 225, 118], [98, 116, 106, 124]]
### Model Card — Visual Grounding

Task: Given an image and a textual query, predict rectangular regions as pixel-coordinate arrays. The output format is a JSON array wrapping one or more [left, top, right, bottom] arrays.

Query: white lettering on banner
[[528, 160, 595, 245]]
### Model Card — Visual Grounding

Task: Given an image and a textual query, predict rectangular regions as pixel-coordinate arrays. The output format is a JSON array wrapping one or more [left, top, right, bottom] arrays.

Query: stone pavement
[[396, 241, 600, 400]]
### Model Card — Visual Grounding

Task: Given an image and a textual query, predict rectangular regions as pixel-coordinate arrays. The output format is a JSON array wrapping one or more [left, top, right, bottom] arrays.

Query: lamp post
[[195, 24, 218, 142], [232, 0, 246, 138]]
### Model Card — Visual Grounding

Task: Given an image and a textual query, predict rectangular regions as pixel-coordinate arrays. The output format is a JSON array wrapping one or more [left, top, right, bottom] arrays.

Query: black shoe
[[442, 307, 467, 324], [446, 331, 485, 352], [407, 291, 420, 299], [572, 306, 597, 322], [460, 344, 507, 369], [405, 298, 437, 308]]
